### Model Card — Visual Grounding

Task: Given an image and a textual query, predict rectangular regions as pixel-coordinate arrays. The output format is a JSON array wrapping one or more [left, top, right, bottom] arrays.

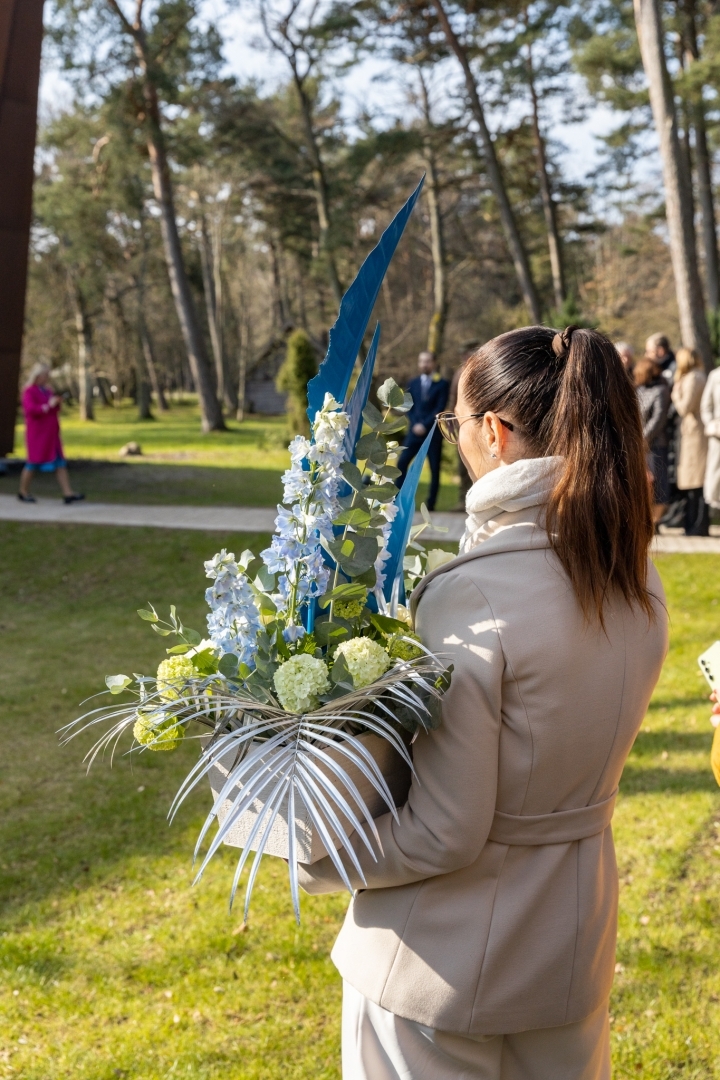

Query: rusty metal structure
[[0, 0, 45, 457]]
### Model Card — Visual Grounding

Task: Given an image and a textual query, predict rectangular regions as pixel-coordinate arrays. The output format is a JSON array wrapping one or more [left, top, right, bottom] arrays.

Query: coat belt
[[488, 790, 617, 846]]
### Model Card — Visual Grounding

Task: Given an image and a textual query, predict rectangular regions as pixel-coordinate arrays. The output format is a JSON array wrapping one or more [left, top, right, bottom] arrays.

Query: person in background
[[701, 360, 720, 518], [645, 333, 676, 379], [645, 332, 683, 526], [18, 363, 84, 505], [397, 351, 450, 512], [614, 341, 635, 376], [635, 356, 671, 525], [672, 348, 709, 535], [447, 340, 480, 511]]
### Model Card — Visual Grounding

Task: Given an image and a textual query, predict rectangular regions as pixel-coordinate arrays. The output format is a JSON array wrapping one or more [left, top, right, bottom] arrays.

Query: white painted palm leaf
[[62, 650, 447, 920]]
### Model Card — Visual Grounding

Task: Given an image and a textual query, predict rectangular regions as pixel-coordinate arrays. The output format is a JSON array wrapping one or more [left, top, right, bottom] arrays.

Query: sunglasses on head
[[436, 412, 519, 445]]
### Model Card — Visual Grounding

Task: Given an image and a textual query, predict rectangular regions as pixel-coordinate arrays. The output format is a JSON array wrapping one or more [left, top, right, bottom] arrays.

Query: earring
[[490, 452, 497, 459]]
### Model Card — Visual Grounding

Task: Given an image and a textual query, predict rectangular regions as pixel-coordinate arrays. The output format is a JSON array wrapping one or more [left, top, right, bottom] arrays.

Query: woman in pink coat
[[18, 364, 84, 504]]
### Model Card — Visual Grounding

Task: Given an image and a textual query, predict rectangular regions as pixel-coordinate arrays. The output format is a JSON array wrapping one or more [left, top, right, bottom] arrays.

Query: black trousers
[[683, 487, 710, 536], [397, 428, 443, 511]]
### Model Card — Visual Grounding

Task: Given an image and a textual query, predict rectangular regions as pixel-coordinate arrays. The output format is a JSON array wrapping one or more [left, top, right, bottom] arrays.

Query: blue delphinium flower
[[260, 394, 349, 627], [203, 550, 262, 666]]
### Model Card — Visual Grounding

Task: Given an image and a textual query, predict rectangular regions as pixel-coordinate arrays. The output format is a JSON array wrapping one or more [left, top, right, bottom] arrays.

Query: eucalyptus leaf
[[328, 534, 378, 576], [166, 644, 191, 655], [192, 648, 220, 676], [218, 648, 240, 673], [354, 565, 378, 587], [362, 402, 383, 429], [355, 433, 384, 460], [363, 483, 398, 502], [318, 581, 367, 609], [181, 628, 202, 646], [238, 549, 257, 571], [370, 613, 412, 636], [377, 377, 406, 409], [137, 607, 158, 622], [330, 652, 351, 686], [314, 617, 352, 647], [340, 460, 364, 491], [254, 566, 276, 592], [106, 674, 132, 695], [334, 507, 372, 528], [376, 416, 408, 435]]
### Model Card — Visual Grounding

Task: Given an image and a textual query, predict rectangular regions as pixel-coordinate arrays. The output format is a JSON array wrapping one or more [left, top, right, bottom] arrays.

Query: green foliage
[[276, 330, 319, 437]]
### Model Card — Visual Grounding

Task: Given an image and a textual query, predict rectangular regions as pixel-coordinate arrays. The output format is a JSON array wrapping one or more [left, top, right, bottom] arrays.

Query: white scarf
[[460, 456, 563, 554]]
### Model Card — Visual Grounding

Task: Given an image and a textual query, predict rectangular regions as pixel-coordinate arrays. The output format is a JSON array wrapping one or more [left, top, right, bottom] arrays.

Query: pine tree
[[276, 330, 319, 436]]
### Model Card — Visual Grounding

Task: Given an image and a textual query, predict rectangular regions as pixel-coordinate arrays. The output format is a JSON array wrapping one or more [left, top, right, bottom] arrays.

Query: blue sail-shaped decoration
[[306, 177, 425, 423], [382, 423, 437, 605], [343, 323, 380, 462]]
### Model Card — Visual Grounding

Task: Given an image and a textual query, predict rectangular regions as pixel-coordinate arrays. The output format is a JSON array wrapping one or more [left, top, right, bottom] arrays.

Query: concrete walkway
[[1, 494, 720, 551]]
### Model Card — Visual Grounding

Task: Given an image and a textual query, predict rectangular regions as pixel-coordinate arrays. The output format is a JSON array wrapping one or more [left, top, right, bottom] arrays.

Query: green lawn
[[2, 401, 462, 511], [1, 525, 719, 1078]]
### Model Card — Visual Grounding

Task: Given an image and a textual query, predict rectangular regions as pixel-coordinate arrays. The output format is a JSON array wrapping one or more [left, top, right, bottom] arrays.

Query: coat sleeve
[[701, 373, 720, 438], [22, 386, 49, 419], [298, 570, 504, 894], [643, 384, 670, 445]]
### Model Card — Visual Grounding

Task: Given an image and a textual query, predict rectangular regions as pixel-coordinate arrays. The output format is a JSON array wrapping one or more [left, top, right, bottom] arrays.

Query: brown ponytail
[[463, 325, 654, 623]]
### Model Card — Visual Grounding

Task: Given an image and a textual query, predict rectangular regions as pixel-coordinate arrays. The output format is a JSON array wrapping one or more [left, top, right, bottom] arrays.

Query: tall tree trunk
[[236, 328, 247, 422], [73, 288, 94, 421], [112, 290, 153, 419], [270, 236, 288, 328], [634, 0, 712, 367], [526, 45, 565, 311], [417, 71, 449, 358], [140, 316, 168, 412], [432, 0, 542, 324], [213, 229, 237, 411], [199, 215, 225, 408], [682, 0, 720, 311], [693, 110, 719, 311], [118, 15, 224, 431], [291, 67, 344, 308], [133, 267, 169, 412]]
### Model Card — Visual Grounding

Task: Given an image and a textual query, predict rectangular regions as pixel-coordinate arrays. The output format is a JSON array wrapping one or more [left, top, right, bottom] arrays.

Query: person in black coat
[[397, 351, 450, 511]]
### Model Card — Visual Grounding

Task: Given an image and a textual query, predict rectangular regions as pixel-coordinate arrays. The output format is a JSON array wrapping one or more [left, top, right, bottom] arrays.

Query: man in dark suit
[[397, 351, 450, 511]]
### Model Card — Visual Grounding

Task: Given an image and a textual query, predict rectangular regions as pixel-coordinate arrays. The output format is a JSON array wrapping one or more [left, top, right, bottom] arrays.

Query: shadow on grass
[[647, 696, 713, 711], [0, 461, 284, 508], [630, 731, 713, 756], [0, 523, 273, 921], [620, 764, 718, 794]]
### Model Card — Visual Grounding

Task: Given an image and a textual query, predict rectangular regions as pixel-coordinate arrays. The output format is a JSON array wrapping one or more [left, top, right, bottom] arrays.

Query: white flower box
[[205, 732, 411, 864]]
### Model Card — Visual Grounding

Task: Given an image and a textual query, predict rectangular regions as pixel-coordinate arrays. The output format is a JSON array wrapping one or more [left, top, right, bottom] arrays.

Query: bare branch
[[104, 0, 135, 36]]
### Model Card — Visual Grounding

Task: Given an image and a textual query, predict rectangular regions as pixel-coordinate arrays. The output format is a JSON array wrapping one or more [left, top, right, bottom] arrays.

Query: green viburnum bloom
[[156, 656, 195, 702], [274, 653, 330, 713], [334, 599, 365, 620], [387, 632, 423, 661], [334, 637, 391, 689], [133, 712, 184, 752]]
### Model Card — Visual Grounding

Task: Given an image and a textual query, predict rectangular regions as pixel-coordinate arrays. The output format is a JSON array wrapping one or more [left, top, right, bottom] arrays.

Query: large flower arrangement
[[64, 179, 456, 920], [67, 387, 453, 919]]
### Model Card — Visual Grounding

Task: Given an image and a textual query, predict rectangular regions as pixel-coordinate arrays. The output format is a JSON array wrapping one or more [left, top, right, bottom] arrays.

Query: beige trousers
[[342, 981, 611, 1080]]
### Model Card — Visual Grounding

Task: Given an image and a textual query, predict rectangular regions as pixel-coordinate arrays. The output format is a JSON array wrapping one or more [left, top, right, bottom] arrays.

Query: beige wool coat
[[672, 370, 708, 490], [701, 367, 720, 509], [299, 504, 668, 1036]]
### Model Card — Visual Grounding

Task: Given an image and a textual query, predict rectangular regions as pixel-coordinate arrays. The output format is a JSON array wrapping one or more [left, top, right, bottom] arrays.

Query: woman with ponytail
[[300, 327, 668, 1080]]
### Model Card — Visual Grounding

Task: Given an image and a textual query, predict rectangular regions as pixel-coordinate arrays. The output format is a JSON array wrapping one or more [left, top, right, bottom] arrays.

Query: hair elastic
[[551, 324, 580, 359]]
